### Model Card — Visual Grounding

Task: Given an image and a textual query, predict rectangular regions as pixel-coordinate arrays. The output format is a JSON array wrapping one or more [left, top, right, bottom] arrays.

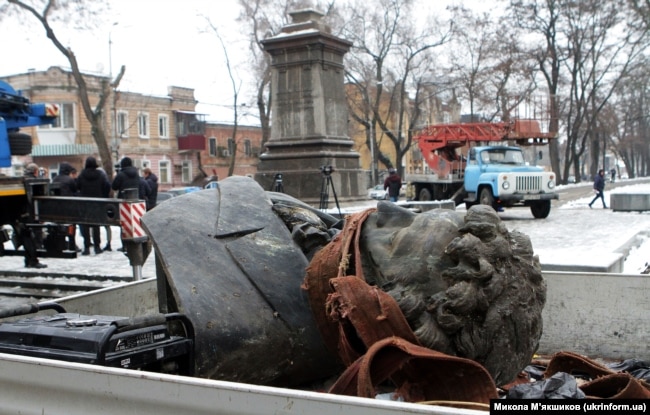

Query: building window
[[209, 137, 217, 156], [158, 114, 169, 138], [159, 160, 170, 184], [117, 111, 129, 138], [137, 112, 150, 138], [227, 138, 235, 154], [181, 160, 192, 183], [134, 159, 150, 171], [244, 139, 252, 157], [39, 102, 74, 129]]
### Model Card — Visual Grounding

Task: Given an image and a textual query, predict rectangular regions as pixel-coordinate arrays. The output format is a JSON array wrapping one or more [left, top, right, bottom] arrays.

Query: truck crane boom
[[407, 119, 559, 219], [0, 80, 59, 167], [415, 120, 554, 163]]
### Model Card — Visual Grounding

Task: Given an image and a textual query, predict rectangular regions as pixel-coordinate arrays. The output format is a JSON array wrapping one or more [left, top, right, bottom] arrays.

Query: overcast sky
[[1, 0, 252, 123], [1, 0, 476, 124]]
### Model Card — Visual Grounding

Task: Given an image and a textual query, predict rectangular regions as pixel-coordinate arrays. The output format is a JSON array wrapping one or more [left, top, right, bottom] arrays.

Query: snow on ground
[[0, 226, 156, 279], [552, 182, 650, 274], [454, 180, 650, 273], [332, 180, 650, 275], [1, 180, 649, 279]]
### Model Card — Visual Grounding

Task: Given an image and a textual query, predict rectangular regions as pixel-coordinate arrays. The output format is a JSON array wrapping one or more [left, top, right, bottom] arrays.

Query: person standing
[[588, 169, 607, 209], [51, 163, 80, 251], [143, 167, 158, 210], [51, 162, 78, 196], [383, 168, 402, 203], [610, 168, 616, 183], [112, 157, 148, 199], [97, 167, 113, 252], [76, 156, 111, 255], [17, 163, 47, 268]]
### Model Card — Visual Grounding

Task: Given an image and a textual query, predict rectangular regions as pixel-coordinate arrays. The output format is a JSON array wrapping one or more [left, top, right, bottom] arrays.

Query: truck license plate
[[524, 194, 541, 200]]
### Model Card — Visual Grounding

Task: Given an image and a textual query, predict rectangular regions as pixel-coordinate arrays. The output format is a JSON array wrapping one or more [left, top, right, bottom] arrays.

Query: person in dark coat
[[383, 168, 402, 202], [97, 167, 113, 252], [76, 156, 111, 255], [51, 163, 80, 251], [143, 167, 158, 210], [588, 169, 607, 209], [51, 162, 78, 196], [112, 157, 149, 199], [140, 175, 152, 207], [18, 163, 47, 268]]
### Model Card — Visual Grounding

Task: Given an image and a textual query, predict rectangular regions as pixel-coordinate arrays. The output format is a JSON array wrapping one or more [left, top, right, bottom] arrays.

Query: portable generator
[[0, 303, 194, 376]]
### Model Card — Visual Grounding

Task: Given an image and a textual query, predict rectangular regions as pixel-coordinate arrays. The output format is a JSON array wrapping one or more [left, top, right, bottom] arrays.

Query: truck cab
[[464, 146, 558, 218]]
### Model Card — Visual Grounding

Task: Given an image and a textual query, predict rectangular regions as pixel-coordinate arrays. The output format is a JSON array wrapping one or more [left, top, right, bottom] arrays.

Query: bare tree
[[447, 5, 538, 126], [561, 0, 647, 181], [510, 0, 566, 181], [605, 62, 650, 178], [3, 0, 125, 178], [337, 0, 450, 181], [446, 7, 497, 122], [204, 18, 243, 177], [511, 0, 649, 182]]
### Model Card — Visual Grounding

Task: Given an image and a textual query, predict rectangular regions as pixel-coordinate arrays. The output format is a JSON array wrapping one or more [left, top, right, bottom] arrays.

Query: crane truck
[[406, 120, 558, 218], [0, 80, 148, 278]]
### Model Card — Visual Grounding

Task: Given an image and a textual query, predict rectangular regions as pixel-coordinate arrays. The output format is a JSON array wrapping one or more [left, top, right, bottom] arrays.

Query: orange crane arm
[[414, 120, 554, 163]]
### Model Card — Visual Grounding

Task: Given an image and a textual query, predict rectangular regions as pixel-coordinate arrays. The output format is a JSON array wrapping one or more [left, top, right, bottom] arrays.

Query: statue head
[[342, 202, 546, 385]]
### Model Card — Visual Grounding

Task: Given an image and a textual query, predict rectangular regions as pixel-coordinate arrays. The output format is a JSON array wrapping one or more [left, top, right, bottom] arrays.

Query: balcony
[[177, 134, 206, 151], [175, 110, 206, 152]]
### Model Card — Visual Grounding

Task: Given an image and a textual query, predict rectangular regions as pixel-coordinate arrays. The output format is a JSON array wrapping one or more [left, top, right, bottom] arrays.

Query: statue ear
[[374, 201, 416, 228]]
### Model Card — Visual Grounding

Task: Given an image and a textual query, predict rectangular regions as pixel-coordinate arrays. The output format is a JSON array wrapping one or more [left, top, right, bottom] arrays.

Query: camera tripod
[[319, 168, 342, 217]]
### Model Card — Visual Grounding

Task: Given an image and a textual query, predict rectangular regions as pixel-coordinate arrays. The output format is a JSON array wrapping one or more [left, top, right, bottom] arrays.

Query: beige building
[[1, 66, 206, 190]]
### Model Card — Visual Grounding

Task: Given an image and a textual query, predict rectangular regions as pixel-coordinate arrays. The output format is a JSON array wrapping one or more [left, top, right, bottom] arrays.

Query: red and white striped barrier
[[119, 201, 147, 240]]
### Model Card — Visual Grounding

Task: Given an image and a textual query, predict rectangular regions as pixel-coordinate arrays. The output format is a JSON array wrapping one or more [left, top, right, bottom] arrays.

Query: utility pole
[[109, 22, 119, 163]]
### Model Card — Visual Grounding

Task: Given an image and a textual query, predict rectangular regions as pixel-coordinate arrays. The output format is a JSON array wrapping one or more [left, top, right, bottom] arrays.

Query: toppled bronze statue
[[142, 176, 546, 395]]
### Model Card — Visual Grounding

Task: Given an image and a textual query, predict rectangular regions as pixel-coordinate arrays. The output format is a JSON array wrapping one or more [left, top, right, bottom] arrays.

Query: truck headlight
[[548, 180, 555, 189], [502, 181, 510, 190]]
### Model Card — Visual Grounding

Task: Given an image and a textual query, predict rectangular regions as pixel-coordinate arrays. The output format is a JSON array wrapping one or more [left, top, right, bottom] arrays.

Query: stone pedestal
[[255, 9, 367, 206]]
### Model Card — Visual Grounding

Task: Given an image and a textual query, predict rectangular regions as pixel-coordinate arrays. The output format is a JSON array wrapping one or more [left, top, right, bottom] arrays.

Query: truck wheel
[[479, 188, 495, 209], [419, 188, 432, 201], [8, 132, 33, 156], [530, 200, 551, 219]]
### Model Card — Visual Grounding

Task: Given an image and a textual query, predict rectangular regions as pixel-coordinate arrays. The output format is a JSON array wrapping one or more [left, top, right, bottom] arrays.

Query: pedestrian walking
[[383, 168, 402, 203], [588, 169, 607, 209], [76, 157, 111, 255]]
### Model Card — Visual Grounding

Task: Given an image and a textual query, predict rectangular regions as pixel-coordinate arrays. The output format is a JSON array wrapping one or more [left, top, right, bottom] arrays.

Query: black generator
[[0, 303, 194, 376]]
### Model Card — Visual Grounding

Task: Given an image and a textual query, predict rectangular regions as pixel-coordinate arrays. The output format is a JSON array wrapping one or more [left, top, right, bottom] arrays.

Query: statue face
[[360, 203, 463, 295], [358, 202, 546, 386]]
